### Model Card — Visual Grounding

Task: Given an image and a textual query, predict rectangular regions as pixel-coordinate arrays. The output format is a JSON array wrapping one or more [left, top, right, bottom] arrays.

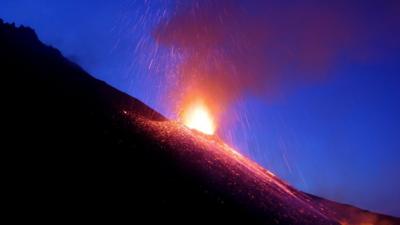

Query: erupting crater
[[180, 100, 216, 135]]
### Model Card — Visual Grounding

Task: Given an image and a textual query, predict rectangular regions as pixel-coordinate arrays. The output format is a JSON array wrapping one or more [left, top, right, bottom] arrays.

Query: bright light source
[[181, 101, 216, 135]]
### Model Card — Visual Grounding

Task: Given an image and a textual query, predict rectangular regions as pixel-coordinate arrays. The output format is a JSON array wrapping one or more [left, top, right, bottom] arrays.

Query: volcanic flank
[[2, 19, 399, 225]]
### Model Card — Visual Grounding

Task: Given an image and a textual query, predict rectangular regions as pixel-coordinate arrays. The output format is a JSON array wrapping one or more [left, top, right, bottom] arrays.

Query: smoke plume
[[153, 0, 400, 119]]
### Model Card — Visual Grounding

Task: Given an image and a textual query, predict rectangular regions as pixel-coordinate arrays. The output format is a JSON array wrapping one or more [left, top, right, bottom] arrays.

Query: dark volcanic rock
[[1, 19, 399, 224]]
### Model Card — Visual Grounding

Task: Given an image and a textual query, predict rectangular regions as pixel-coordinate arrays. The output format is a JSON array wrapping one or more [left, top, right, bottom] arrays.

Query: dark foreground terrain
[[2, 19, 399, 224]]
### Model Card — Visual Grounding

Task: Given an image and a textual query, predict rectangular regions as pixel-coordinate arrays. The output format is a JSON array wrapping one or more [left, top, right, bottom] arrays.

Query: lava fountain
[[181, 100, 216, 135]]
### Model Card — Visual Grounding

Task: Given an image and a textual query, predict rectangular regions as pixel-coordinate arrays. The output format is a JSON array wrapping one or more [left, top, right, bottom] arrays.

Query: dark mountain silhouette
[[1, 19, 399, 224]]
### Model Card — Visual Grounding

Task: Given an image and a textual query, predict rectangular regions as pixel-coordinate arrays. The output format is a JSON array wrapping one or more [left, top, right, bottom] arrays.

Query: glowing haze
[[153, 0, 400, 126]]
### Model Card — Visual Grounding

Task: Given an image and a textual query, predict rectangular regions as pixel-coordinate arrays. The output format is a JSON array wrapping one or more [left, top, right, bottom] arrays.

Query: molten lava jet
[[181, 100, 215, 135]]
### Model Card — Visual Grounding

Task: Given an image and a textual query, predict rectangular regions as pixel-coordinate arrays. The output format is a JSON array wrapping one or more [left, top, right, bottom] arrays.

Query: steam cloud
[[153, 0, 400, 118]]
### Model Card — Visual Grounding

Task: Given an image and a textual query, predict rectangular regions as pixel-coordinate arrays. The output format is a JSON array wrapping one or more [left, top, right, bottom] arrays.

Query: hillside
[[1, 19, 398, 224]]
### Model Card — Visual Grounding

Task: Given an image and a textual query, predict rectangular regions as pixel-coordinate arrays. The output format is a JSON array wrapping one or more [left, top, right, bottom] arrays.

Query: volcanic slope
[[1, 19, 399, 225]]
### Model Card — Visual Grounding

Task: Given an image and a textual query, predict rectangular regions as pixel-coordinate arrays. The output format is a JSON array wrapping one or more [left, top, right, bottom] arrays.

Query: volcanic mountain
[[2, 19, 399, 224]]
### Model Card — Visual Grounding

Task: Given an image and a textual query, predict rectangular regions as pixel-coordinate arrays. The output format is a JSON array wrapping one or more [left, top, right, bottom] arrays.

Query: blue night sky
[[1, 0, 399, 216]]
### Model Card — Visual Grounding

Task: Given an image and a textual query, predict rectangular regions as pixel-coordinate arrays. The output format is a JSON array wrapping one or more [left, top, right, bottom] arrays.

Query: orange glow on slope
[[181, 101, 216, 135]]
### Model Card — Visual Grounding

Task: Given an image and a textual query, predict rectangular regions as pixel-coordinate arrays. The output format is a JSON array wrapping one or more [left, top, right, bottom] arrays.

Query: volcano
[[1, 19, 399, 224]]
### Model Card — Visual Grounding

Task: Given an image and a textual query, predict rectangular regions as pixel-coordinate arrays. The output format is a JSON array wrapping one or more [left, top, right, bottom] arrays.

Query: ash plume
[[153, 0, 400, 118]]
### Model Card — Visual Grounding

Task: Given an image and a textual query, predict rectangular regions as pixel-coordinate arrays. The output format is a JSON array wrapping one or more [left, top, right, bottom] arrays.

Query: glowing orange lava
[[181, 101, 216, 135]]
